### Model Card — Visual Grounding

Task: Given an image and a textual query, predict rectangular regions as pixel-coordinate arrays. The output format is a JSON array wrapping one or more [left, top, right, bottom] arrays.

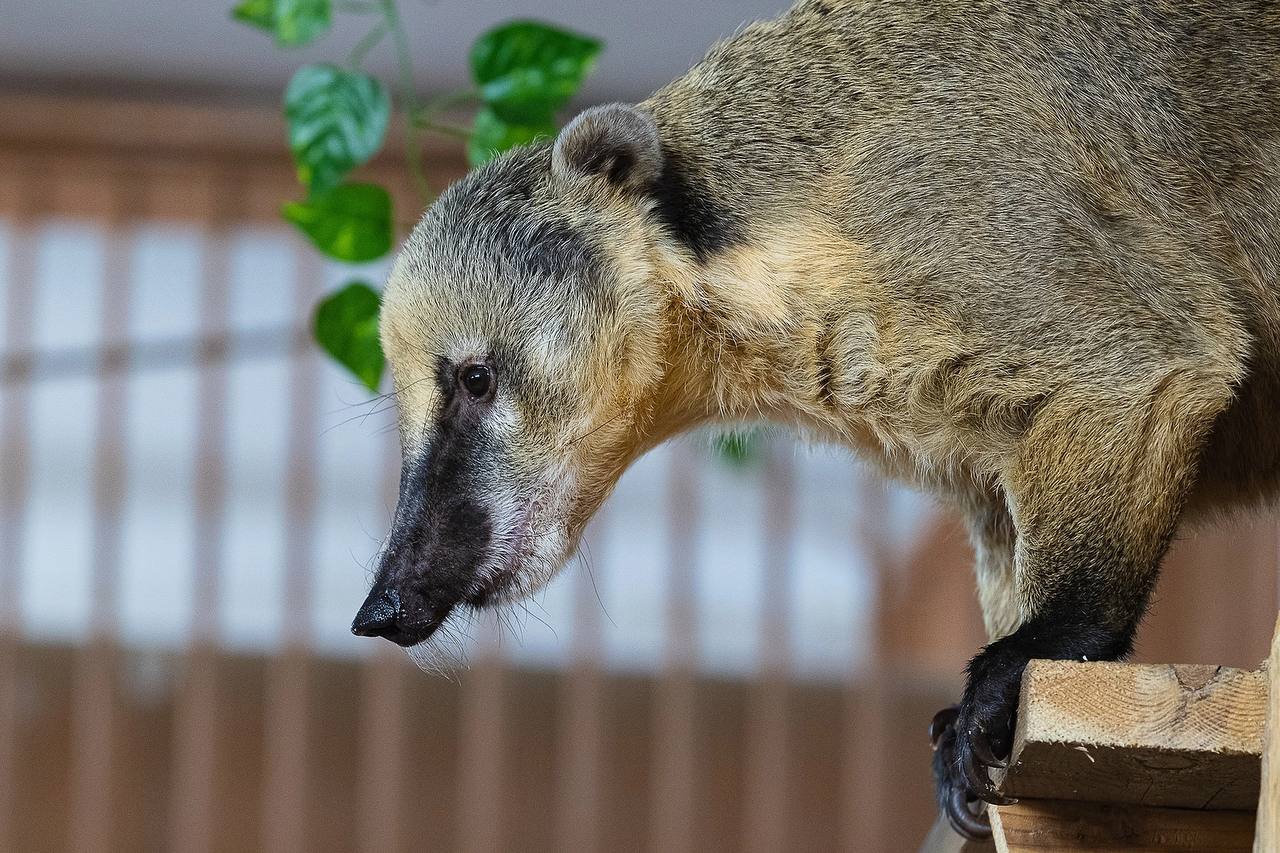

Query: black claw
[[961, 747, 996, 797], [969, 770, 1016, 806], [932, 702, 1014, 837], [961, 743, 1015, 805], [970, 729, 1008, 769], [971, 779, 1016, 806], [930, 706, 958, 749], [945, 786, 991, 840]]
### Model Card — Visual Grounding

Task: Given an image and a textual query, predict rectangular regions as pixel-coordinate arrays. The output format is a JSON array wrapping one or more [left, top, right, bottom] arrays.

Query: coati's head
[[352, 104, 721, 653]]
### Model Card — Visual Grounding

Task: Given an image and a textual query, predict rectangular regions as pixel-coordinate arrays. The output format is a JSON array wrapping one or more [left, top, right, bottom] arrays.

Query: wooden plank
[[69, 175, 136, 853], [357, 649, 405, 853], [457, 629, 506, 853], [649, 443, 700, 853], [260, 242, 324, 853], [0, 169, 40, 853], [990, 800, 1254, 853], [845, 474, 900, 853], [261, 650, 310, 853], [555, 515, 608, 853], [1255, 613, 1280, 851], [0, 89, 465, 167], [356, 432, 409, 853], [744, 445, 793, 853], [168, 171, 230, 853], [998, 660, 1265, 810], [0, 91, 463, 227]]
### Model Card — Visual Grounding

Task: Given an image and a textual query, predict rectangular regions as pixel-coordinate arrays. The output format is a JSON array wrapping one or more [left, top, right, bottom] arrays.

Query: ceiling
[[0, 0, 791, 105]]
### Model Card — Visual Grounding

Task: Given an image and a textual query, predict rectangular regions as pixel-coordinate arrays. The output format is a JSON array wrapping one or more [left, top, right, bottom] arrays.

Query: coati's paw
[[932, 640, 1030, 838], [930, 705, 995, 839]]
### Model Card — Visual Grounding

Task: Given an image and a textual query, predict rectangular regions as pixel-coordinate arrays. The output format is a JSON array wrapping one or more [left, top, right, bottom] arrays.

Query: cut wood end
[[996, 659, 1265, 810], [1015, 660, 1265, 756]]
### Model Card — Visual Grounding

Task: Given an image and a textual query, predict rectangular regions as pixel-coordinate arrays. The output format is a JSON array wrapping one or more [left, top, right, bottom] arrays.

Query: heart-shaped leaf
[[314, 281, 384, 391], [282, 183, 392, 262], [467, 106, 558, 167], [470, 21, 602, 124], [285, 65, 390, 195], [232, 0, 331, 48]]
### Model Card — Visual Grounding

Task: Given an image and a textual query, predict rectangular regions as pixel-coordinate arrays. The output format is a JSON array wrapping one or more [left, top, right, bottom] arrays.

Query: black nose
[[352, 586, 402, 639]]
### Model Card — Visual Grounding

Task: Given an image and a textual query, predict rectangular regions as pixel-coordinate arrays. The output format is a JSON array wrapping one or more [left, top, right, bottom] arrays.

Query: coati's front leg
[[930, 498, 1019, 837], [934, 375, 1234, 838]]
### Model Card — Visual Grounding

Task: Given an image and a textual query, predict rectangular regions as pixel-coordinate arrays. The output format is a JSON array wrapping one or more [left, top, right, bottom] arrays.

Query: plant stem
[[347, 20, 388, 70], [378, 0, 433, 205], [418, 119, 472, 140], [422, 88, 483, 115]]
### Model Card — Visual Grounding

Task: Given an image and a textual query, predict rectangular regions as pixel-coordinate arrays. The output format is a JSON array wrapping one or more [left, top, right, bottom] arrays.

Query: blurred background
[[1, 2, 1279, 851]]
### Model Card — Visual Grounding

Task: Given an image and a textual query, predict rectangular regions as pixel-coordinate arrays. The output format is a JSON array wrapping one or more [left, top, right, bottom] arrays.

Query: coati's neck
[[635, 5, 880, 441], [638, 0, 860, 251], [644, 216, 882, 440]]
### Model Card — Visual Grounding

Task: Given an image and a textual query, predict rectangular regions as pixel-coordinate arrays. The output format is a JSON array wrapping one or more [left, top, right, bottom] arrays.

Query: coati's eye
[[460, 363, 493, 399]]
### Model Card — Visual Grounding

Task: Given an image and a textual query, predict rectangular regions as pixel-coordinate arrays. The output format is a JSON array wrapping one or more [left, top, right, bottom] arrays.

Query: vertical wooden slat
[[1256, 613, 1280, 852], [169, 172, 235, 853], [556, 511, 608, 853], [261, 243, 323, 853], [458, 616, 506, 853], [69, 177, 137, 853], [0, 170, 39, 853], [356, 431, 407, 853], [743, 443, 793, 853], [649, 443, 699, 853], [357, 649, 406, 853], [840, 472, 894, 853], [263, 649, 311, 853]]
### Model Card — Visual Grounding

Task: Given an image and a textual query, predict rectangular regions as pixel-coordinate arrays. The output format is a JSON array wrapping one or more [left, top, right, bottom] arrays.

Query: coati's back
[[649, 0, 1280, 235], [646, 0, 1280, 501], [647, 0, 1280, 297]]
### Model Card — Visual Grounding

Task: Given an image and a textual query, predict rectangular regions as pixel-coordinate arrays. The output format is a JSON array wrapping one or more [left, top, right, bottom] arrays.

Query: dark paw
[[932, 609, 1138, 838], [931, 643, 1028, 838], [931, 705, 998, 839]]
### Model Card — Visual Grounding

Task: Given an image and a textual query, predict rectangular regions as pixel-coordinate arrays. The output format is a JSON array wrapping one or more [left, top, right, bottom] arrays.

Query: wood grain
[[998, 660, 1265, 810], [1254, 615, 1280, 852], [990, 799, 1254, 853]]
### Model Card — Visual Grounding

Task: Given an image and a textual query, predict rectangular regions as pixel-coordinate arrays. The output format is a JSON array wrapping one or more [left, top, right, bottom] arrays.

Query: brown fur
[[375, 0, 1280, 834]]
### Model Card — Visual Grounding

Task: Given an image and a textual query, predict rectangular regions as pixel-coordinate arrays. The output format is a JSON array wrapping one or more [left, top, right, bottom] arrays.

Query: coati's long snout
[[351, 357, 553, 647], [352, 419, 497, 646], [351, 496, 486, 649]]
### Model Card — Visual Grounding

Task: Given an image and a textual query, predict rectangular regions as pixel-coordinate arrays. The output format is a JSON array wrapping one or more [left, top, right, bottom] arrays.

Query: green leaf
[[232, 0, 331, 47], [467, 107, 558, 167], [314, 281, 385, 391], [282, 183, 392, 262], [470, 20, 603, 123], [713, 431, 760, 468], [285, 64, 390, 195]]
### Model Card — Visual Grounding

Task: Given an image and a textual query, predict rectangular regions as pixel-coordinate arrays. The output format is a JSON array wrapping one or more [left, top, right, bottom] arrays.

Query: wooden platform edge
[[922, 634, 1280, 852], [997, 659, 1265, 810], [990, 799, 1255, 853], [1254, 614, 1280, 852]]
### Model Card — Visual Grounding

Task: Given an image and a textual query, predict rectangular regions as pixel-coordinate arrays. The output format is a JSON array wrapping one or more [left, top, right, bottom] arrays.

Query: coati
[[351, 0, 1280, 839]]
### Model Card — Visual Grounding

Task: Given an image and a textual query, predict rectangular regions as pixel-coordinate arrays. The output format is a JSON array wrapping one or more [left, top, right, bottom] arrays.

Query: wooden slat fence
[[0, 90, 1276, 853]]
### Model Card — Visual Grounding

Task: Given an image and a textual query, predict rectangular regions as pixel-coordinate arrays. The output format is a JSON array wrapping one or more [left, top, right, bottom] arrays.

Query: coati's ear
[[552, 103, 663, 194]]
